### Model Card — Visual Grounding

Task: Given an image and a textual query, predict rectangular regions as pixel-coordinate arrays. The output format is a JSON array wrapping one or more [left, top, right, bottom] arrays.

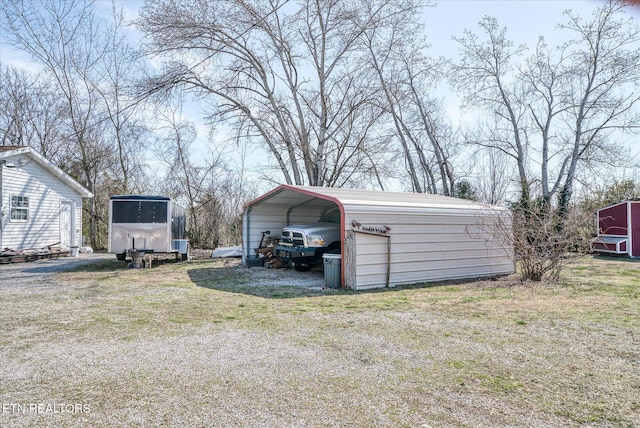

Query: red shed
[[590, 200, 640, 257]]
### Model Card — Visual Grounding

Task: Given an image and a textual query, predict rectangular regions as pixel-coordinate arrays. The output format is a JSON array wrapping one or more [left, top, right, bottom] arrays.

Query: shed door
[[631, 203, 640, 257], [346, 230, 391, 290], [60, 201, 74, 247]]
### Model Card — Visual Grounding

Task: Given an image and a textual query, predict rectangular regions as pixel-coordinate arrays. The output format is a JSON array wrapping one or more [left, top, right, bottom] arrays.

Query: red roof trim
[[244, 184, 346, 288]]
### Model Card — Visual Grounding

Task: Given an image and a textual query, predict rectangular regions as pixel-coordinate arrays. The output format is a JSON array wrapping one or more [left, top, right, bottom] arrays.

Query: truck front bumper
[[275, 245, 321, 267]]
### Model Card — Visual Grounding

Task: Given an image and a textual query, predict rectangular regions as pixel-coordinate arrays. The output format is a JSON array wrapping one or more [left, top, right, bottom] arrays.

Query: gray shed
[[242, 185, 514, 290]]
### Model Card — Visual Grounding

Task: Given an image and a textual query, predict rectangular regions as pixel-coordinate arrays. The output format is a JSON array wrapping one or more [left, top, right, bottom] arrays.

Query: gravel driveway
[[2, 255, 639, 427], [0, 253, 112, 289]]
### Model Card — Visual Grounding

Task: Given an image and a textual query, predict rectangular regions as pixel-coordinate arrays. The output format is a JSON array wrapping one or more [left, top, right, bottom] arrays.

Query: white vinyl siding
[[343, 208, 512, 289], [1, 158, 84, 250]]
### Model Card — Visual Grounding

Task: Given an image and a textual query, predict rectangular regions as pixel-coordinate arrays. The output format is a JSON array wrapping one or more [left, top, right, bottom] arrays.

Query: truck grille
[[281, 231, 305, 247]]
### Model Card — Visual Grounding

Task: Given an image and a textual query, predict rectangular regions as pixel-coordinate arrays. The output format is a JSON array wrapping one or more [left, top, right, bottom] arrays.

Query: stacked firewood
[[255, 236, 287, 268]]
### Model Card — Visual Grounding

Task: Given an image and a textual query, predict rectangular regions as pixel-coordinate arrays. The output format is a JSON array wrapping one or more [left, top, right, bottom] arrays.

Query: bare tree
[[556, 1, 640, 216], [401, 57, 457, 196], [149, 99, 259, 248], [0, 65, 72, 161], [136, 0, 422, 189], [152, 100, 239, 247], [93, 3, 150, 194], [520, 38, 572, 205], [454, 1, 640, 211], [452, 16, 531, 205], [3, 0, 107, 247], [137, 0, 302, 185], [452, 1, 640, 280], [0, 66, 32, 147], [2, 0, 152, 249], [359, 0, 458, 195], [473, 149, 513, 205], [358, 1, 425, 192]]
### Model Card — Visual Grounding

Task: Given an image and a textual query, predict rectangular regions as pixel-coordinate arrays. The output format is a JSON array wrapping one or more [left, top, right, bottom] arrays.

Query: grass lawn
[[1, 255, 639, 427]]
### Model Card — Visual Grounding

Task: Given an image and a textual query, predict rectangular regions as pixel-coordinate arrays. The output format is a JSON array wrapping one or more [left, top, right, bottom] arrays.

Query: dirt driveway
[[0, 253, 113, 288]]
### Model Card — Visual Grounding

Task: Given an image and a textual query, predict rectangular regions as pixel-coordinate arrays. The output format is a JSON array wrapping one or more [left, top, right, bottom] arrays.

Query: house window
[[10, 195, 29, 221]]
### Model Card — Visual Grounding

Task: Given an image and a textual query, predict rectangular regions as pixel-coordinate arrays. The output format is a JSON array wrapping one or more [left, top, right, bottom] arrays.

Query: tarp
[[211, 246, 243, 258]]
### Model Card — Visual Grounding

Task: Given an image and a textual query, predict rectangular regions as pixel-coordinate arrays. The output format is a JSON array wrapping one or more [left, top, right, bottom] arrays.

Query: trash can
[[322, 253, 342, 289], [70, 246, 80, 257]]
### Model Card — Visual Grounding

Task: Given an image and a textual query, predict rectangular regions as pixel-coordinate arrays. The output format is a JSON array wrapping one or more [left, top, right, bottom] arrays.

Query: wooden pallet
[[0, 248, 70, 264]]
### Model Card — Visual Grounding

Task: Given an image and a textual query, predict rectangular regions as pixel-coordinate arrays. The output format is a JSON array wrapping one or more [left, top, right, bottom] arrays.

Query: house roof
[[245, 184, 506, 213], [0, 146, 93, 198]]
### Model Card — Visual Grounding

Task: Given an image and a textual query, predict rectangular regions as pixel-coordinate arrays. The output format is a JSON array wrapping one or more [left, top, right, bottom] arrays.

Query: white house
[[243, 185, 514, 290], [0, 146, 93, 251]]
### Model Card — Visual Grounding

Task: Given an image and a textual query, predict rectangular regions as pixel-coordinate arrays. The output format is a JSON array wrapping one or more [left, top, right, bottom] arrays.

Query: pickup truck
[[275, 208, 341, 271]]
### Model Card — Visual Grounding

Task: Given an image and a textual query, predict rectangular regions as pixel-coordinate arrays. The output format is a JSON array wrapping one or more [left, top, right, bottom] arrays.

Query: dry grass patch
[[1, 255, 639, 427]]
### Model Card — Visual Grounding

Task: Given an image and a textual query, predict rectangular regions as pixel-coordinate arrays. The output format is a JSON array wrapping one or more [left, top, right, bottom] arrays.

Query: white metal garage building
[[242, 185, 514, 290]]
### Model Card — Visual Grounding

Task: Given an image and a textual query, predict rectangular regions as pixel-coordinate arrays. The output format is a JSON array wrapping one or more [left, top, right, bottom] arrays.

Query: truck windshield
[[319, 208, 340, 223]]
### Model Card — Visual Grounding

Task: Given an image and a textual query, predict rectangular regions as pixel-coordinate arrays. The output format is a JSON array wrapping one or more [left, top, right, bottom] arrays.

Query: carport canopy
[[242, 185, 345, 264], [242, 185, 513, 290]]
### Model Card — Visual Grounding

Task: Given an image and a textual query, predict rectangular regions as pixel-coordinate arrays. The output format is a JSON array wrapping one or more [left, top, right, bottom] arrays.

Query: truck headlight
[[306, 236, 325, 247]]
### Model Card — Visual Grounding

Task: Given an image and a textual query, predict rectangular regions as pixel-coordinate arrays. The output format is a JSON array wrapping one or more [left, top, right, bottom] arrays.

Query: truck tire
[[293, 264, 311, 272]]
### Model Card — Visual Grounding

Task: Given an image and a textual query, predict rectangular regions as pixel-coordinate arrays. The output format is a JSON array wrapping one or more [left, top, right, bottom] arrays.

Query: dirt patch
[[189, 248, 217, 260]]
